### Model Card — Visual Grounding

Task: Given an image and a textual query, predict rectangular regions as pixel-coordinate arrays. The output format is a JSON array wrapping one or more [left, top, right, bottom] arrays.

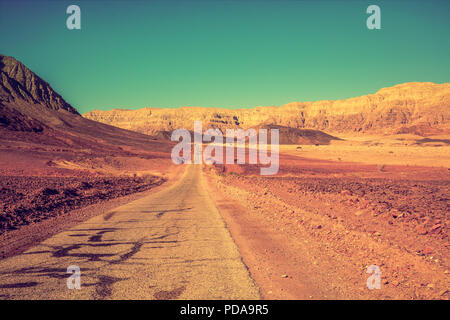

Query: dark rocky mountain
[[256, 124, 341, 145], [0, 55, 78, 115], [0, 54, 172, 154]]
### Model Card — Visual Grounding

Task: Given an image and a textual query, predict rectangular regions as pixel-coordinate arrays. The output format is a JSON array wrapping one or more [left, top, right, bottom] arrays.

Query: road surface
[[0, 165, 260, 299]]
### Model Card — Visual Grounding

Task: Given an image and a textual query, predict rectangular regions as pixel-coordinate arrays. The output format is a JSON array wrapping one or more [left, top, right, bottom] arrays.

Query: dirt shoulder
[[204, 160, 449, 300], [205, 167, 337, 299]]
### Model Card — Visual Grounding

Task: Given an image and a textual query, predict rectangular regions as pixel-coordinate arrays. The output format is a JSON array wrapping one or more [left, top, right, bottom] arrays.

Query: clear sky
[[1, 0, 449, 113]]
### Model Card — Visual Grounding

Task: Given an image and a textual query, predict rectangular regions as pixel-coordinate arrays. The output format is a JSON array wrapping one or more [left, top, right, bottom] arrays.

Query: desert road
[[0, 165, 260, 299]]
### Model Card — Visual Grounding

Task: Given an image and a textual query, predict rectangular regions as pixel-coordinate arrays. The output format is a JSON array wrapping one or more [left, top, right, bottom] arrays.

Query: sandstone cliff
[[83, 82, 450, 137]]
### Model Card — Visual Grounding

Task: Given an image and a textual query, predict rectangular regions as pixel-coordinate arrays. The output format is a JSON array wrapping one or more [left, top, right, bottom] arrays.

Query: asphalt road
[[0, 165, 260, 299]]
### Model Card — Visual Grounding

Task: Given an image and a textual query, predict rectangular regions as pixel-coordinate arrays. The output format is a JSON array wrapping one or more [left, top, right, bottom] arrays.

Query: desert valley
[[0, 54, 449, 299]]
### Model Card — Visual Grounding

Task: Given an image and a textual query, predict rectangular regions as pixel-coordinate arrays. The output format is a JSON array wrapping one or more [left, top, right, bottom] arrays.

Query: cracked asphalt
[[0, 165, 260, 299]]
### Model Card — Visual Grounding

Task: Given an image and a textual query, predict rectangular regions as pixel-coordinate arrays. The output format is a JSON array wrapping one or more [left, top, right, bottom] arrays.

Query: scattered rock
[[341, 190, 352, 196], [391, 280, 400, 287], [416, 225, 428, 235], [354, 209, 366, 216], [431, 224, 442, 233]]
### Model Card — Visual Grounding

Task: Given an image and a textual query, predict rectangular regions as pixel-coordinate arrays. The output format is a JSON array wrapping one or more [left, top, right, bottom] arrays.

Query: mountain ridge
[[83, 82, 450, 137], [0, 54, 173, 154], [0, 54, 79, 115]]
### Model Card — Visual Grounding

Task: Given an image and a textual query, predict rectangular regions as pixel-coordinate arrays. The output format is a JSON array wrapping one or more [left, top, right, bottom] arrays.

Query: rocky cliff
[[0, 55, 78, 115], [0, 54, 173, 154], [83, 82, 450, 137], [0, 54, 82, 133]]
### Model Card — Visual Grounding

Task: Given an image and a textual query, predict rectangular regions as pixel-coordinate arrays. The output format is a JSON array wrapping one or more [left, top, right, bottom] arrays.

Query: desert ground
[[0, 133, 448, 299], [203, 135, 449, 299]]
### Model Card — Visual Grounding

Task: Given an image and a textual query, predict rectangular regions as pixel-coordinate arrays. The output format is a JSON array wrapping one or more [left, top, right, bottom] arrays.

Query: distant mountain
[[84, 82, 450, 137], [0, 54, 172, 155], [255, 124, 340, 145]]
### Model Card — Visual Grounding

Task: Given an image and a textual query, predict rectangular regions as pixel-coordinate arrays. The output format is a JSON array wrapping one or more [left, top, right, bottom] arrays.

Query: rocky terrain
[[206, 154, 449, 299], [0, 174, 165, 233], [84, 82, 450, 137]]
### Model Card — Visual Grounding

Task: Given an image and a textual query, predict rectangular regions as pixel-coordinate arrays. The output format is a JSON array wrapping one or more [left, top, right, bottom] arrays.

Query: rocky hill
[[0, 55, 78, 115], [84, 82, 450, 137], [0, 54, 172, 154], [257, 125, 341, 145], [0, 54, 80, 133]]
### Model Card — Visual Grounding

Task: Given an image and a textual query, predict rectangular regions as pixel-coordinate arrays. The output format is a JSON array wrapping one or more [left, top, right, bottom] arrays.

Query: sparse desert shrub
[[42, 188, 59, 196], [63, 188, 79, 197], [80, 181, 93, 190]]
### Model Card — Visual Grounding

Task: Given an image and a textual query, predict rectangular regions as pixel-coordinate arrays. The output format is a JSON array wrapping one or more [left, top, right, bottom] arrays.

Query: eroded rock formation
[[83, 82, 450, 137]]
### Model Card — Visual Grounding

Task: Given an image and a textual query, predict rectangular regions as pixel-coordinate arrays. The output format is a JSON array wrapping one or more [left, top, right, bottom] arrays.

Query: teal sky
[[1, 0, 449, 114]]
